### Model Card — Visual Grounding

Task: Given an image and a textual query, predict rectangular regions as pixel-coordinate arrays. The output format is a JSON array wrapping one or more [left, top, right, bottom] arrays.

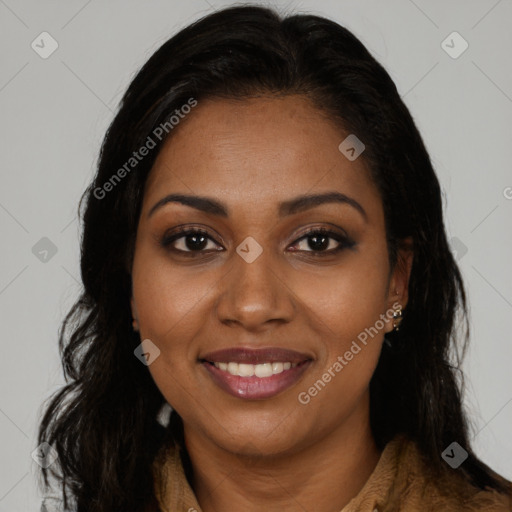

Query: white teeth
[[272, 362, 284, 374], [212, 361, 299, 377], [238, 363, 254, 377], [254, 363, 273, 378]]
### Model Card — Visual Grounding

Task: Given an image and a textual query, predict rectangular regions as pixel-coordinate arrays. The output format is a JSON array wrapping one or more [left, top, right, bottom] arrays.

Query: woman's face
[[130, 95, 411, 456]]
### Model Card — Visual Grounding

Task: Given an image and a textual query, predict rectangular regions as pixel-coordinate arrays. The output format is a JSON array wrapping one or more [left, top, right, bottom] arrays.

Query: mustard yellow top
[[152, 434, 512, 511]]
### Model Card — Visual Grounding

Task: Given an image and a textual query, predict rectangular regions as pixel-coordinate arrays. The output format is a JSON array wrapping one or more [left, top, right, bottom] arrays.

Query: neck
[[184, 394, 382, 512]]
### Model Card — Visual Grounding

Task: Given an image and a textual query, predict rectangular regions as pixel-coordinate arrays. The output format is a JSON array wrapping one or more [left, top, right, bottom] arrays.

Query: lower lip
[[202, 361, 312, 400]]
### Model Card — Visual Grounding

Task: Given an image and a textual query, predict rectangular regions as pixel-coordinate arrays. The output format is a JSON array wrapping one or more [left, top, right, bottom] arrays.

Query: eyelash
[[160, 226, 355, 258]]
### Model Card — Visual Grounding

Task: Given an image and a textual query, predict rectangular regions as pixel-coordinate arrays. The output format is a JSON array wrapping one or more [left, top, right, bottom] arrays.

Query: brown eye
[[161, 228, 222, 253], [289, 228, 355, 256]]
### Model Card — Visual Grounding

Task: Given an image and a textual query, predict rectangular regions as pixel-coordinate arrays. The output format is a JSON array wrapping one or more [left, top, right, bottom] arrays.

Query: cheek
[[131, 250, 208, 409], [130, 250, 217, 406], [132, 250, 209, 342], [298, 244, 389, 342], [296, 242, 390, 397]]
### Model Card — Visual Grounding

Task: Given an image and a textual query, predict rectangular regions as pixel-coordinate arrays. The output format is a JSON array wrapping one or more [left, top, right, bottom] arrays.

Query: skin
[[130, 95, 413, 512]]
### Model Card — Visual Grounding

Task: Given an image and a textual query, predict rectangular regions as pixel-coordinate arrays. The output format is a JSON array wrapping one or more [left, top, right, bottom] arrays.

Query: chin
[[200, 414, 310, 458]]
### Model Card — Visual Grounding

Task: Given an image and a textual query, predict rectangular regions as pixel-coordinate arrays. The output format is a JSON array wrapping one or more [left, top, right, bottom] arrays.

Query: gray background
[[1, 0, 511, 509]]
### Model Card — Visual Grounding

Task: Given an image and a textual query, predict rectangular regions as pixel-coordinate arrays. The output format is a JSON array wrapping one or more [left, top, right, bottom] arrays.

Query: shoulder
[[384, 435, 512, 511]]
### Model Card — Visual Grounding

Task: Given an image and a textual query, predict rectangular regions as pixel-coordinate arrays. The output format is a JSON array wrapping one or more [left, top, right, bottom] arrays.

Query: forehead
[[143, 95, 380, 218]]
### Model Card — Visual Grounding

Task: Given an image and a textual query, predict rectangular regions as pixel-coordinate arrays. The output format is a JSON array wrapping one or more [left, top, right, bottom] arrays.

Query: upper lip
[[200, 347, 313, 364]]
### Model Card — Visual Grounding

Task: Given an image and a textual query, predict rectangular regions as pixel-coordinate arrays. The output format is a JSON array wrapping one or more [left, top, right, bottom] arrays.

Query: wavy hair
[[37, 5, 510, 511]]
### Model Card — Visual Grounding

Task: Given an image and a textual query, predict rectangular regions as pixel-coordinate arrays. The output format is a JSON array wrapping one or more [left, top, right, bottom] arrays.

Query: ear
[[131, 296, 140, 332], [384, 237, 414, 333]]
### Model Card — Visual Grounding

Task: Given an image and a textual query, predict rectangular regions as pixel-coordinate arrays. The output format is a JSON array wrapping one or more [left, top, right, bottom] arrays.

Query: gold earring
[[392, 304, 403, 331]]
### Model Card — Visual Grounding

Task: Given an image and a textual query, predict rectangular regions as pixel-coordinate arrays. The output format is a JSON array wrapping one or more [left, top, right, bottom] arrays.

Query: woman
[[37, 5, 512, 511]]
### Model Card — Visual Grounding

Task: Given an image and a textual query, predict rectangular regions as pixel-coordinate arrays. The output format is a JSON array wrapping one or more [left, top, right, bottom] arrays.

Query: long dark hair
[[37, 5, 510, 511]]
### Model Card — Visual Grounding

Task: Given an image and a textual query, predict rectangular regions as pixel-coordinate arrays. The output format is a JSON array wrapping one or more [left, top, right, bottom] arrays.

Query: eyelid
[[293, 224, 350, 242], [159, 224, 223, 244]]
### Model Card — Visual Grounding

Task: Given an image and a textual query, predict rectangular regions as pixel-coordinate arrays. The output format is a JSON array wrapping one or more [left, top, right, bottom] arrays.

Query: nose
[[215, 247, 295, 332]]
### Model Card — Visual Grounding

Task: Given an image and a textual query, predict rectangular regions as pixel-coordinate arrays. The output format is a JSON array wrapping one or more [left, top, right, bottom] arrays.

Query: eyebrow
[[148, 191, 367, 222]]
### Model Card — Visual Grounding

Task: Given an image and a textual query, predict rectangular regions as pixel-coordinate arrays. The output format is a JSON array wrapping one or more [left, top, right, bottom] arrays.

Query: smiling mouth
[[199, 347, 313, 399]]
